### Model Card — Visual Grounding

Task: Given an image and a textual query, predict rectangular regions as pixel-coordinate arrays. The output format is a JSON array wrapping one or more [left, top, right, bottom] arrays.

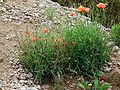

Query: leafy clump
[[19, 20, 111, 83], [111, 23, 120, 47], [63, 22, 111, 77], [76, 72, 110, 90]]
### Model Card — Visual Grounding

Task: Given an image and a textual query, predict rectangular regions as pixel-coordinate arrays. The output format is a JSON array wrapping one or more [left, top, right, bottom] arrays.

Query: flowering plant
[[18, 2, 112, 83]]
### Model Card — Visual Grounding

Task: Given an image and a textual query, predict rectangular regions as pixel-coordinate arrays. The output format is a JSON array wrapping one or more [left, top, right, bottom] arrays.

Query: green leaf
[[54, 83, 61, 90], [80, 82, 88, 88], [97, 71, 104, 76], [93, 79, 99, 88], [99, 84, 110, 90], [76, 82, 82, 87], [98, 87, 102, 90], [76, 82, 88, 88]]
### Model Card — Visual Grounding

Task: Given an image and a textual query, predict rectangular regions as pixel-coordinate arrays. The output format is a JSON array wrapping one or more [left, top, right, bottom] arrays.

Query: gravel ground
[[0, 0, 120, 90], [0, 0, 64, 89]]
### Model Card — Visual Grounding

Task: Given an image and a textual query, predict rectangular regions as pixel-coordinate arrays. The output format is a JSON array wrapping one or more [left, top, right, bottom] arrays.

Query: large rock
[[112, 46, 120, 52]]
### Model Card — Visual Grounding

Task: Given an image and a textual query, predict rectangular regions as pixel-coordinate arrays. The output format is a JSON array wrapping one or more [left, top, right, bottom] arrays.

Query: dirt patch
[[0, 0, 62, 89]]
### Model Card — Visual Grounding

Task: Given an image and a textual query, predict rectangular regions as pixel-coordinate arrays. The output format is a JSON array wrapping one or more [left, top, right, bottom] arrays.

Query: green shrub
[[63, 22, 111, 77], [111, 23, 120, 47], [19, 20, 111, 82], [19, 28, 68, 82]]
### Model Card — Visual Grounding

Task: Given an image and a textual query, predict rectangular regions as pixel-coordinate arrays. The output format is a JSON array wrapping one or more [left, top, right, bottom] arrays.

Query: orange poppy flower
[[72, 42, 76, 45], [43, 29, 48, 33], [56, 39, 62, 43], [64, 42, 68, 45], [76, 6, 85, 12], [32, 37, 38, 41], [26, 31, 30, 35], [84, 8, 90, 13], [97, 3, 106, 8], [69, 13, 75, 16]]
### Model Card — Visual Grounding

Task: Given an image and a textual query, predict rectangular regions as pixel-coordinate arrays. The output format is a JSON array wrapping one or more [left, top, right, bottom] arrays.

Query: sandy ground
[[0, 1, 34, 90], [0, 19, 34, 90]]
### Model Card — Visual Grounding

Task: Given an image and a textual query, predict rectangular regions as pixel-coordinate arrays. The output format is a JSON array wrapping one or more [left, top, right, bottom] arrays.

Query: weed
[[111, 23, 120, 47]]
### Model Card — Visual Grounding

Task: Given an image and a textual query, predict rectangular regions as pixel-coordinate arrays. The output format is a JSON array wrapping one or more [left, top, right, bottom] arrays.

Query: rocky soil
[[0, 0, 63, 89], [0, 0, 120, 90]]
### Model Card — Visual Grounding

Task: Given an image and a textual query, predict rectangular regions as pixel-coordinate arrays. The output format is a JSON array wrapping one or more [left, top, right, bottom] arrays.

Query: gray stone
[[34, 13, 39, 17], [118, 50, 120, 55], [9, 73, 14, 77], [27, 87, 38, 90], [1, 7, 7, 12], [106, 42, 115, 47], [112, 46, 120, 52], [117, 62, 120, 66], [19, 80, 28, 84], [26, 72, 33, 78], [9, 61, 13, 64], [104, 67, 112, 72], [20, 86, 27, 90], [39, 4, 46, 8]]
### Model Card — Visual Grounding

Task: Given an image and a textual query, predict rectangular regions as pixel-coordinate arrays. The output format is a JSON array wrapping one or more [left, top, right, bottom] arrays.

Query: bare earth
[[0, 0, 38, 89], [0, 15, 33, 90], [0, 0, 64, 89]]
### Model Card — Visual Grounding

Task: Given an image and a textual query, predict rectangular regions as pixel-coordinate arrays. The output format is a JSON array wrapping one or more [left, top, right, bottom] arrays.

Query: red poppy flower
[[97, 3, 106, 8], [69, 13, 75, 16], [64, 42, 68, 45], [101, 77, 106, 80], [72, 42, 76, 45], [76, 6, 85, 12], [56, 39, 62, 43], [43, 29, 48, 33], [26, 31, 30, 35], [32, 37, 38, 41], [84, 8, 90, 13]]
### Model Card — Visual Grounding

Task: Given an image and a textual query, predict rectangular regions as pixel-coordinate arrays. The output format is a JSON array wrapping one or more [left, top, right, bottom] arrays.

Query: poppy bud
[[64, 42, 68, 45], [43, 29, 48, 33], [26, 31, 30, 35], [72, 42, 76, 45], [69, 13, 75, 16], [32, 37, 38, 41]]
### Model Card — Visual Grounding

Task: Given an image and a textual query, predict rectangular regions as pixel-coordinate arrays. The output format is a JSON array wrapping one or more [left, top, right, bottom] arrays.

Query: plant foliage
[[111, 23, 120, 47]]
